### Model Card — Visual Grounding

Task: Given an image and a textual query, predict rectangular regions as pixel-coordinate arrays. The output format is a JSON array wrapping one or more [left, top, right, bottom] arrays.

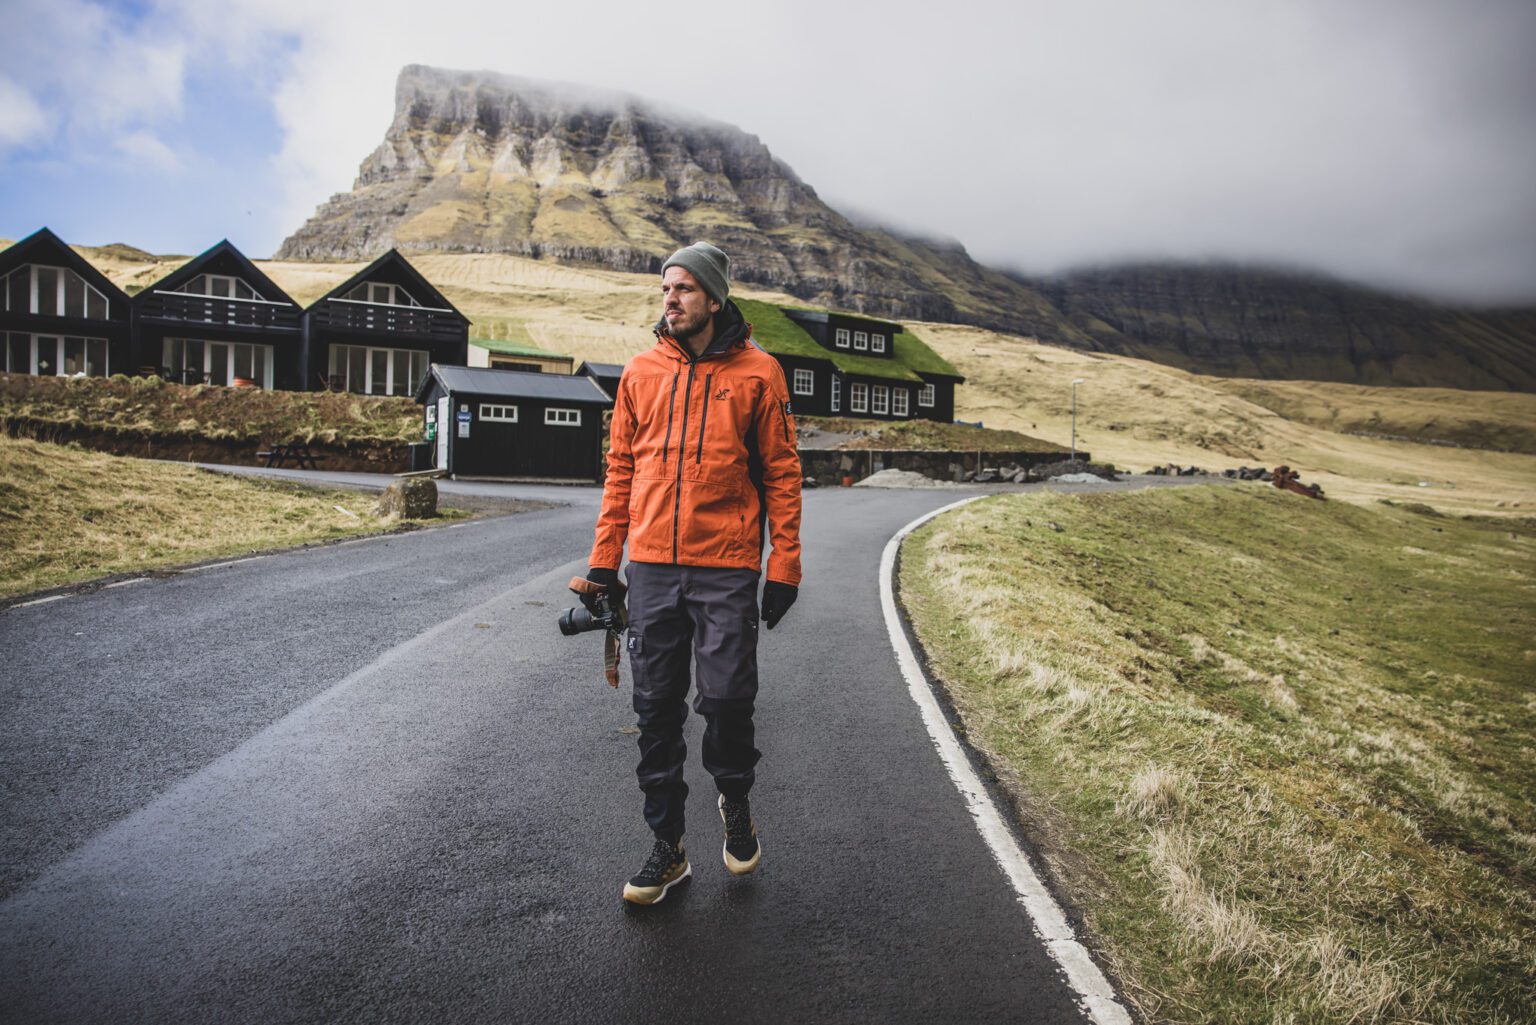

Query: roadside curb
[[879, 495, 1134, 1025]]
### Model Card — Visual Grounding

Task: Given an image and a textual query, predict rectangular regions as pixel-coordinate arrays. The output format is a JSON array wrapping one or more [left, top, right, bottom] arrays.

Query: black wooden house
[[576, 360, 625, 403], [1, 227, 132, 378], [132, 240, 302, 388], [775, 309, 962, 423], [416, 364, 611, 480], [305, 251, 469, 396]]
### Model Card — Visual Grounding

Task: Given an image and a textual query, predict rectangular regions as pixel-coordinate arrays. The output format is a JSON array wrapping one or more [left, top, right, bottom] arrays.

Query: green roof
[[469, 337, 574, 360], [735, 298, 958, 383]]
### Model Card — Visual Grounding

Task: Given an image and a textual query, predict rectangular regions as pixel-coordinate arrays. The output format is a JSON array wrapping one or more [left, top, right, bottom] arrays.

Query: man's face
[[661, 266, 719, 339]]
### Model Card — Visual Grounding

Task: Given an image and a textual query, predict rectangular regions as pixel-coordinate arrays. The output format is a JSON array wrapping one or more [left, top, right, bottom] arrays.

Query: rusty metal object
[[1271, 465, 1325, 500]]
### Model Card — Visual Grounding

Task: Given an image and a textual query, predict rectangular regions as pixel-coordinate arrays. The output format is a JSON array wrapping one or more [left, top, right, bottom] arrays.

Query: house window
[[793, 368, 814, 395], [871, 333, 886, 353], [853, 331, 868, 351], [164, 338, 274, 387], [834, 328, 850, 349], [545, 407, 581, 426], [3, 265, 110, 319], [850, 381, 868, 412], [480, 403, 518, 422], [893, 388, 909, 416], [328, 344, 429, 396], [872, 384, 889, 414], [344, 281, 420, 307], [176, 274, 257, 301], [831, 375, 841, 412], [919, 383, 936, 407], [7, 332, 109, 377]]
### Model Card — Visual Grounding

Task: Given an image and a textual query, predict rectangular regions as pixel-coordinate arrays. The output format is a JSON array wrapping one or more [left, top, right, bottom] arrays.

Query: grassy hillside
[[33, 242, 1536, 515], [902, 487, 1536, 1024], [0, 435, 432, 599]]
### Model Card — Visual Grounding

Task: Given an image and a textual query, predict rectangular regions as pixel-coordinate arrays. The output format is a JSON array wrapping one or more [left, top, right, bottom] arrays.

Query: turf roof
[[734, 298, 959, 383]]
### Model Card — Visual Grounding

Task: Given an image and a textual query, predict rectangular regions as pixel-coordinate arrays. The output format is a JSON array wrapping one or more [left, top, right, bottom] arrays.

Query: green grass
[[0, 435, 463, 599], [900, 486, 1536, 1024], [736, 297, 950, 383], [0, 372, 422, 445], [799, 415, 1066, 452]]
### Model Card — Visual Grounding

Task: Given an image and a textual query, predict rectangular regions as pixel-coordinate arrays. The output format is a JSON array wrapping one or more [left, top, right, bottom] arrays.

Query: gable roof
[[139, 239, 298, 307], [577, 361, 626, 377], [0, 227, 132, 309], [416, 364, 613, 405], [471, 337, 573, 359], [316, 250, 467, 322]]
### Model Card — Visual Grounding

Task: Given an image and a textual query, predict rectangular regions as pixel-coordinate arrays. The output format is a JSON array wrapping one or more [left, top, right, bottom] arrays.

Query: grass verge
[[798, 415, 1066, 453], [900, 485, 1535, 1024], [0, 436, 466, 600]]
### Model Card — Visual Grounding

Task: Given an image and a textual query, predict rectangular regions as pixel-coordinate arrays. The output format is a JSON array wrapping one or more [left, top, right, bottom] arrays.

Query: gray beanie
[[662, 241, 730, 303]]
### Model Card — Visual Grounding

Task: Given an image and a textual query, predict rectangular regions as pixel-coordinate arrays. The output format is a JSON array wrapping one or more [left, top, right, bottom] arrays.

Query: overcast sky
[[3, 0, 1533, 304]]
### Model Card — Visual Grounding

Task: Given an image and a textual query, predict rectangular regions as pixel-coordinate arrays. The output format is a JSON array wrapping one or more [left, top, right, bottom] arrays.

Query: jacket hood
[[654, 299, 751, 362]]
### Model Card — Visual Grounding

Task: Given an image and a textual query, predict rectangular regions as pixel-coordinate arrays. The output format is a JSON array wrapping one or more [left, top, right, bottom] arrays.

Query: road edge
[[879, 495, 1134, 1025]]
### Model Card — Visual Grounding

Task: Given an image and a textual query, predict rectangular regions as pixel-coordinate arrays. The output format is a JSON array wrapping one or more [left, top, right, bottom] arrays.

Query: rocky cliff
[[279, 65, 1536, 391]]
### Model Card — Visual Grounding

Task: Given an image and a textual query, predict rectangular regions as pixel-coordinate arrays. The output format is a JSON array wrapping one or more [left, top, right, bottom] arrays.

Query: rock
[[801, 475, 820, 489], [1012, 470, 1029, 483], [379, 478, 438, 518], [1050, 472, 1110, 484]]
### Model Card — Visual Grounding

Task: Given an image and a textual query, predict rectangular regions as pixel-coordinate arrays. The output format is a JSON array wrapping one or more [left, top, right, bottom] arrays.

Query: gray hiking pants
[[624, 561, 761, 842]]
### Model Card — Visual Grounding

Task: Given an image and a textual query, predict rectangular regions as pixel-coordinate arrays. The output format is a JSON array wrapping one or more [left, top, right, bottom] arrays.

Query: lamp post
[[1070, 378, 1085, 462]]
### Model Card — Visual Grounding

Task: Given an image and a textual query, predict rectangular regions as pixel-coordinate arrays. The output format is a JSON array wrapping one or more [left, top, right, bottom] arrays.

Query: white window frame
[[4, 264, 111, 320], [872, 384, 889, 414], [480, 403, 518, 422], [792, 368, 814, 396], [919, 383, 936, 407], [893, 388, 909, 416], [853, 331, 868, 351], [345, 281, 421, 307], [834, 328, 850, 349], [164, 338, 275, 388], [545, 407, 581, 426], [831, 375, 841, 412], [176, 273, 257, 300], [328, 344, 429, 396], [871, 333, 886, 353], [7, 332, 110, 376], [850, 381, 868, 413]]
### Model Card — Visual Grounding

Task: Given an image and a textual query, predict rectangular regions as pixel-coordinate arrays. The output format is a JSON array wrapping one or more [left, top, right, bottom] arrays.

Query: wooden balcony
[[138, 291, 301, 332], [307, 298, 464, 343]]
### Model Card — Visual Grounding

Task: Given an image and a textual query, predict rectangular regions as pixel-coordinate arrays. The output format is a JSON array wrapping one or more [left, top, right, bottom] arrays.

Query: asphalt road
[[0, 472, 1185, 1024]]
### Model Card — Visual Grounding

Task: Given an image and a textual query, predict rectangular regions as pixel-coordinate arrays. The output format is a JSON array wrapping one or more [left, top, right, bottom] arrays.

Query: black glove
[[583, 567, 620, 613], [760, 581, 798, 630]]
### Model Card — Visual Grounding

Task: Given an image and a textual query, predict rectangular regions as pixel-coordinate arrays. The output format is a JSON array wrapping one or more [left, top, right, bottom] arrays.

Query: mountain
[[278, 65, 1536, 392]]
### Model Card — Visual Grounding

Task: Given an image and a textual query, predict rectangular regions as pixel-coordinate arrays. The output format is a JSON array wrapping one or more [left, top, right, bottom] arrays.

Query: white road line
[[880, 496, 1133, 1025], [103, 578, 148, 589], [184, 557, 265, 573], [10, 594, 68, 609]]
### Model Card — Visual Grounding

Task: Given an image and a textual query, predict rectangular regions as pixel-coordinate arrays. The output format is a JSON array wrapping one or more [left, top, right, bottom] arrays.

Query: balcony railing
[[307, 298, 463, 342], [139, 291, 301, 331]]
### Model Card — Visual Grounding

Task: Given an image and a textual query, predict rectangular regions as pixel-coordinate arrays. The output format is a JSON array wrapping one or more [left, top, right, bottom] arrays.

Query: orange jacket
[[590, 305, 803, 585]]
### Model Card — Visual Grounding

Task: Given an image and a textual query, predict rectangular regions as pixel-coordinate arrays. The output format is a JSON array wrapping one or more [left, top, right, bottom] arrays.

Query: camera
[[558, 589, 627, 636]]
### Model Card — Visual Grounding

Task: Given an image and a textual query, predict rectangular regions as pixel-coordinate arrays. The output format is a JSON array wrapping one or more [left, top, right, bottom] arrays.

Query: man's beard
[[668, 308, 712, 339]]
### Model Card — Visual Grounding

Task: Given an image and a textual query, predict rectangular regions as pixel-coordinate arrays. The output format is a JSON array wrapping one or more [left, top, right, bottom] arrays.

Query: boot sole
[[622, 862, 691, 905]]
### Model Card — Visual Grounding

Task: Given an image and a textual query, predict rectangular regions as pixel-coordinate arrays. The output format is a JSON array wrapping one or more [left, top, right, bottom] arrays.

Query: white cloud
[[114, 130, 181, 171], [0, 77, 48, 149]]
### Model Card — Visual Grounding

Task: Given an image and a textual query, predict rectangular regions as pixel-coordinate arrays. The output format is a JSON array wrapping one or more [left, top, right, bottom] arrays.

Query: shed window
[[872, 384, 889, 414], [919, 383, 936, 407], [853, 331, 868, 351], [893, 388, 909, 416], [834, 328, 850, 349], [871, 333, 886, 353], [545, 407, 581, 426], [480, 403, 518, 422], [850, 381, 868, 412], [793, 368, 814, 395], [831, 375, 841, 412]]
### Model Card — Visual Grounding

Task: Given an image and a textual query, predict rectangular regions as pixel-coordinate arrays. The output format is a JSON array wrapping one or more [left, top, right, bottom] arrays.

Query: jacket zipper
[[671, 360, 697, 563], [660, 372, 679, 464], [695, 373, 713, 464]]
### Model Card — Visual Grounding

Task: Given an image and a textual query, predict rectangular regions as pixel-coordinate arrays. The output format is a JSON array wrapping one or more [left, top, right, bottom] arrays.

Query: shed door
[[436, 396, 449, 468]]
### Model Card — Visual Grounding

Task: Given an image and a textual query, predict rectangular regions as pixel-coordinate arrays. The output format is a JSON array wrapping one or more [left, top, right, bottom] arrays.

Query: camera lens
[[558, 606, 595, 636]]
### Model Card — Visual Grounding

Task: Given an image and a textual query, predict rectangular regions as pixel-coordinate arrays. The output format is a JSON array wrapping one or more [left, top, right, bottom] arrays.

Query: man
[[584, 241, 802, 906]]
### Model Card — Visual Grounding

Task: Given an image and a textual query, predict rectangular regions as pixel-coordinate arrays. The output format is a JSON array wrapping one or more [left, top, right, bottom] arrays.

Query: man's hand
[[583, 567, 620, 613], [760, 580, 798, 630]]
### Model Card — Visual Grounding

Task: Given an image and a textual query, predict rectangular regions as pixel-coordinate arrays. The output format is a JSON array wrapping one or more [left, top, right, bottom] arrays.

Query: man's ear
[[710, 300, 721, 313]]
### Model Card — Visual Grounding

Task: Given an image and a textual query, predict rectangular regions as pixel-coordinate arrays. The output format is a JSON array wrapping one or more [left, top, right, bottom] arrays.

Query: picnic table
[[256, 442, 323, 469]]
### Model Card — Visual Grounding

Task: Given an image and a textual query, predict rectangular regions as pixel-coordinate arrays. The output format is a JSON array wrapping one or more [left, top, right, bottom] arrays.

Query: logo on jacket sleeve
[[784, 399, 793, 418]]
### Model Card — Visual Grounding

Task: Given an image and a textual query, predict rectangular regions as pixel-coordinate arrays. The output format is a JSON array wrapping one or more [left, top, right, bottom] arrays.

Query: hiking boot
[[718, 793, 761, 875], [622, 836, 691, 905]]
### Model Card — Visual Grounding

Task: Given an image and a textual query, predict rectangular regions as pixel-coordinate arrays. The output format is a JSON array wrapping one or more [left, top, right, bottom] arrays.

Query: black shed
[[416, 364, 611, 480], [575, 360, 624, 403]]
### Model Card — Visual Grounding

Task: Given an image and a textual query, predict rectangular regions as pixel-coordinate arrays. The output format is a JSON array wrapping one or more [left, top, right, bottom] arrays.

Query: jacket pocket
[[679, 477, 745, 563], [628, 473, 675, 561]]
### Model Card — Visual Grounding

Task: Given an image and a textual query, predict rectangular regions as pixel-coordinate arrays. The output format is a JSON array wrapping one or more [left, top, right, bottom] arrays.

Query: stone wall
[[797, 449, 1087, 487]]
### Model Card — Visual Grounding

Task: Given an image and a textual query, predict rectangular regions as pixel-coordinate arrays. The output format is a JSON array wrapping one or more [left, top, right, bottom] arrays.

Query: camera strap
[[567, 576, 628, 688]]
